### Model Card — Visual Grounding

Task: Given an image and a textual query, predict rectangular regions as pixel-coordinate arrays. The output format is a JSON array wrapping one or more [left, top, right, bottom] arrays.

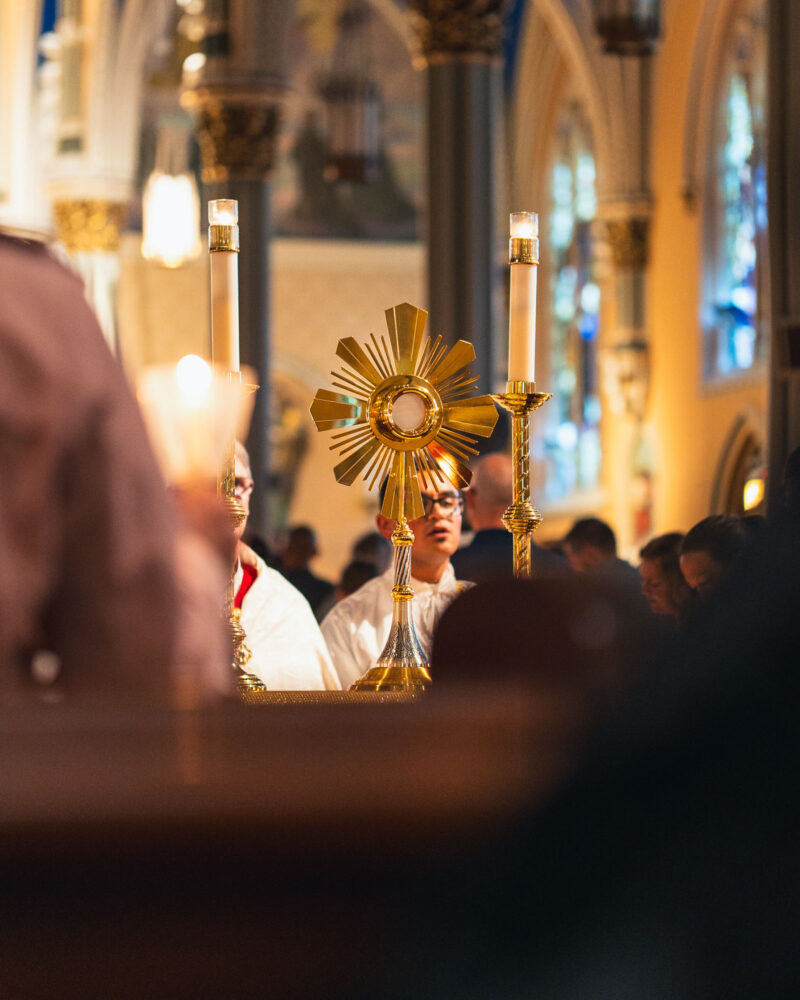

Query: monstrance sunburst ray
[[310, 302, 498, 523]]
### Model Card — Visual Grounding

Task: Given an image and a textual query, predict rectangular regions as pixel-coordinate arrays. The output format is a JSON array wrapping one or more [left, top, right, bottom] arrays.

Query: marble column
[[184, 1, 291, 538], [602, 214, 651, 422], [407, 0, 508, 394], [767, 0, 800, 513]]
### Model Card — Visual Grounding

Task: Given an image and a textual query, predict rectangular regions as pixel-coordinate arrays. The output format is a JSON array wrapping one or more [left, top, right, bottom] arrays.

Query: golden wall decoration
[[407, 0, 507, 63], [53, 199, 127, 253]]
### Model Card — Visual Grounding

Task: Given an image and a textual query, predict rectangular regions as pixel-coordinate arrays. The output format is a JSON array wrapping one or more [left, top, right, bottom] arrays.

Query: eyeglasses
[[234, 477, 254, 499], [420, 492, 464, 519]]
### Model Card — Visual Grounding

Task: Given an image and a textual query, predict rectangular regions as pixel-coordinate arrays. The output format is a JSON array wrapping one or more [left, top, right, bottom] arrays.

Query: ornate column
[[407, 0, 509, 394], [601, 214, 651, 423], [43, 0, 172, 352], [183, 0, 292, 538], [591, 4, 659, 547]]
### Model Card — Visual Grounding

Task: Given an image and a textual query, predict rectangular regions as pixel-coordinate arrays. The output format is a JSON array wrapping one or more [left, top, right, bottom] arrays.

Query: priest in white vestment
[[321, 476, 469, 689], [234, 444, 339, 690]]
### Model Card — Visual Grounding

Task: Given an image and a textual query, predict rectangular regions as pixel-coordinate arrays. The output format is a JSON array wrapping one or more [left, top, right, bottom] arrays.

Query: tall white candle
[[507, 211, 539, 385], [208, 199, 240, 373]]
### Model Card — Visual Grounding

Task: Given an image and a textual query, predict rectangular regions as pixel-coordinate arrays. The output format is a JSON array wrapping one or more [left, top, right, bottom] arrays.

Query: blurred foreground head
[[432, 573, 657, 718]]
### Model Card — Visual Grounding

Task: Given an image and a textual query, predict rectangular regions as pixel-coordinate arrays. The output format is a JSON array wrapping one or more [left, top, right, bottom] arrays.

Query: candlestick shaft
[[493, 386, 551, 580], [511, 411, 532, 578]]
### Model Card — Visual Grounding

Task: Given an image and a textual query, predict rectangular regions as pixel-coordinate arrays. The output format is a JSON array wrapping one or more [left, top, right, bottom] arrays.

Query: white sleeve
[[320, 606, 365, 690]]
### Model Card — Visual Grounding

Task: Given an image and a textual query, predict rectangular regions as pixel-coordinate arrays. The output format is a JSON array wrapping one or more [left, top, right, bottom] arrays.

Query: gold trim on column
[[182, 87, 282, 183], [604, 217, 650, 270], [407, 0, 508, 65], [53, 199, 127, 253]]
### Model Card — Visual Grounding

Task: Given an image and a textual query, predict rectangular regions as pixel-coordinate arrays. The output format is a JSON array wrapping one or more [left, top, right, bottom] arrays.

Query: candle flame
[[209, 199, 238, 226], [510, 211, 538, 239], [176, 354, 213, 408]]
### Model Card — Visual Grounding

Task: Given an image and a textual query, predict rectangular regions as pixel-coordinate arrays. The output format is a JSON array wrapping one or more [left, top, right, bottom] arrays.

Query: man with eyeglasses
[[233, 443, 340, 690], [321, 472, 469, 688]]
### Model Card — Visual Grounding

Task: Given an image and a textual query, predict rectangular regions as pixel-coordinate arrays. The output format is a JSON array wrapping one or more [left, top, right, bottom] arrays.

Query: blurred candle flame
[[176, 354, 213, 408]]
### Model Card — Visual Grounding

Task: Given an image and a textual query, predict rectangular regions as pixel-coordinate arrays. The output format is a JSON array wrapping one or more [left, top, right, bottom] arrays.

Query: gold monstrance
[[310, 303, 498, 691]]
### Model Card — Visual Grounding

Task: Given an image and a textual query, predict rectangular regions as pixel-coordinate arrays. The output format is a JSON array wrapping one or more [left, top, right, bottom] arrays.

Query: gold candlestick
[[208, 199, 264, 694], [493, 381, 551, 579]]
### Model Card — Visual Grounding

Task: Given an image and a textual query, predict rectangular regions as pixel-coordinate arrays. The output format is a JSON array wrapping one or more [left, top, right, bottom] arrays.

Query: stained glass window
[[539, 100, 601, 503], [703, 0, 767, 380]]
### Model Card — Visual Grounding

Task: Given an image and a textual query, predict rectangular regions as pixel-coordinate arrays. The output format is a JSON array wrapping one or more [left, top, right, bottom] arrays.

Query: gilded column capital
[[407, 0, 508, 65], [183, 88, 282, 183], [53, 199, 127, 252], [604, 217, 650, 270]]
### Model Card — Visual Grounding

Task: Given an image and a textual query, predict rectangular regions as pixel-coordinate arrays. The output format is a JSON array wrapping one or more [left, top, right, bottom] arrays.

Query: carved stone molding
[[604, 217, 650, 270], [183, 88, 282, 183], [407, 0, 508, 64], [53, 199, 127, 252]]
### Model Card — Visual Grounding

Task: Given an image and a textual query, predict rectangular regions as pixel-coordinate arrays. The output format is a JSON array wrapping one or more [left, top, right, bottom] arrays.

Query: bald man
[[451, 453, 568, 584]]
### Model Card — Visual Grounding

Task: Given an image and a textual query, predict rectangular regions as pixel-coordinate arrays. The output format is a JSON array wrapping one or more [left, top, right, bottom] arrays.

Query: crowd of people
[[2, 227, 798, 705], [3, 225, 799, 997], [240, 449, 792, 695]]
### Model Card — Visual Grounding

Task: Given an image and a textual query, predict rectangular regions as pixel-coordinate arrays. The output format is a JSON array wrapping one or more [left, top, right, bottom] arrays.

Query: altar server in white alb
[[234, 443, 340, 690], [321, 473, 470, 689]]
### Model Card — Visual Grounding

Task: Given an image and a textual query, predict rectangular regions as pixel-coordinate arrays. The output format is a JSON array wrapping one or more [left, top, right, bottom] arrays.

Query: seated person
[[321, 473, 470, 688], [679, 514, 747, 600], [562, 516, 646, 603], [279, 525, 335, 621], [638, 532, 694, 622], [234, 443, 339, 690]]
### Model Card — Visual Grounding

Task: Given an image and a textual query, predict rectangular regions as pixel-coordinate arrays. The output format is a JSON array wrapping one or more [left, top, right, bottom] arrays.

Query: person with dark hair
[[562, 516, 644, 602], [337, 560, 378, 600], [679, 514, 747, 599], [280, 524, 335, 621], [350, 530, 393, 573], [638, 532, 694, 621], [562, 517, 618, 569], [321, 471, 468, 688]]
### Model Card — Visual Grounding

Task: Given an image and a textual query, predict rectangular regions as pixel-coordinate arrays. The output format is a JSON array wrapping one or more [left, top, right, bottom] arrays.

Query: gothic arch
[[682, 0, 744, 208], [512, 0, 611, 206], [513, 0, 658, 209], [710, 407, 767, 514]]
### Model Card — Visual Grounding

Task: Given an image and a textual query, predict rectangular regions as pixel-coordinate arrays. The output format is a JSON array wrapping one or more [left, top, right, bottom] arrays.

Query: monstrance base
[[351, 664, 432, 692]]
